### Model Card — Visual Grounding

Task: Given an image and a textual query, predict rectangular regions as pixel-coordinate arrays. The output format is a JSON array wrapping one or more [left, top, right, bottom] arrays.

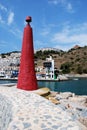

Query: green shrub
[[60, 62, 71, 74]]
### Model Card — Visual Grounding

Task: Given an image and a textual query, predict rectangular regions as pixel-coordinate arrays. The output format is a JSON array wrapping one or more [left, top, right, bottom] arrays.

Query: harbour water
[[0, 78, 87, 95], [38, 78, 87, 95]]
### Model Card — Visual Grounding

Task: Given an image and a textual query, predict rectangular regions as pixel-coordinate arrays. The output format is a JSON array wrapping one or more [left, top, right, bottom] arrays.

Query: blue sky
[[0, 0, 87, 53]]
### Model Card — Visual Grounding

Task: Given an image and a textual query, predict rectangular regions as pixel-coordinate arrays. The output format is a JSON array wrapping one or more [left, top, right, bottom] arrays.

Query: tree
[[83, 69, 87, 74], [1, 54, 6, 58], [76, 66, 83, 74], [60, 62, 71, 74]]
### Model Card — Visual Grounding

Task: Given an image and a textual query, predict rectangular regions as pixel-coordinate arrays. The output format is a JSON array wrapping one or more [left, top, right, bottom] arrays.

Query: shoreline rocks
[[47, 91, 87, 128]]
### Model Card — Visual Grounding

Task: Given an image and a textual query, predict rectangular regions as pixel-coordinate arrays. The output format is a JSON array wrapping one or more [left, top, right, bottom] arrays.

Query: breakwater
[[0, 85, 86, 130]]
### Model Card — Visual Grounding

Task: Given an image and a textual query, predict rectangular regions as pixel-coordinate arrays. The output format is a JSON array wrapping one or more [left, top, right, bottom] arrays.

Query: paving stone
[[0, 86, 84, 130]]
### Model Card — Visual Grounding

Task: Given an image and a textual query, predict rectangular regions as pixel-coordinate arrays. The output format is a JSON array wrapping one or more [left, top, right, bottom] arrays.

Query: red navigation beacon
[[17, 16, 38, 90], [26, 16, 32, 23]]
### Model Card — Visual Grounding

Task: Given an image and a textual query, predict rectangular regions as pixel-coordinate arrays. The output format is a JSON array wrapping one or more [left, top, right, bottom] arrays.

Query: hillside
[[35, 46, 87, 74], [0, 46, 87, 74]]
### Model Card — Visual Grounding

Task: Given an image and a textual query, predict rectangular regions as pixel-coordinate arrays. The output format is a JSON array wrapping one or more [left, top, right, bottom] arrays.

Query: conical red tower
[[17, 16, 38, 90]]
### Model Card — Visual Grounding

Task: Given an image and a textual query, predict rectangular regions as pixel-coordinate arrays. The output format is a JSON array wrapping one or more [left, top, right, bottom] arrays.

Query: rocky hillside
[[0, 46, 87, 74], [35, 46, 87, 74]]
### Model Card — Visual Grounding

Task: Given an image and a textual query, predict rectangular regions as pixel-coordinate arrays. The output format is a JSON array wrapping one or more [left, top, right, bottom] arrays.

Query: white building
[[43, 56, 54, 79]]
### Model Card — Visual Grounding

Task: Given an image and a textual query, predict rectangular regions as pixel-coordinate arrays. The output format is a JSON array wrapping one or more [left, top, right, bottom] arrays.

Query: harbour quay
[[0, 85, 86, 130]]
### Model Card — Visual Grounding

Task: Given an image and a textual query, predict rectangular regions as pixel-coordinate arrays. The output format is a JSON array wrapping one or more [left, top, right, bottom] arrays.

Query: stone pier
[[0, 85, 86, 130]]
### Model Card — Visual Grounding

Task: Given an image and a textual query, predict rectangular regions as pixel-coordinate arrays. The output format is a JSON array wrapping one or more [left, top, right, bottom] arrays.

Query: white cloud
[[0, 40, 19, 52], [0, 4, 14, 26], [9, 28, 22, 39], [51, 22, 87, 50], [52, 32, 87, 44], [40, 28, 50, 36], [0, 15, 5, 24], [48, 0, 59, 5], [7, 11, 14, 25], [66, 3, 73, 12], [0, 3, 7, 12], [34, 40, 49, 50], [0, 10, 21, 39], [0, 3, 7, 24], [0, 40, 8, 47], [54, 44, 71, 51], [67, 3, 72, 10], [48, 0, 74, 13]]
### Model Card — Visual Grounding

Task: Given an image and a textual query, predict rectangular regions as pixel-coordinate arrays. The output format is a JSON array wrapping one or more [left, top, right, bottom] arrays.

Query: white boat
[[73, 78, 79, 80]]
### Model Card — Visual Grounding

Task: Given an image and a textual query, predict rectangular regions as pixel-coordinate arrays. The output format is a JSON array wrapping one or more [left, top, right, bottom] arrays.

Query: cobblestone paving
[[0, 86, 83, 130]]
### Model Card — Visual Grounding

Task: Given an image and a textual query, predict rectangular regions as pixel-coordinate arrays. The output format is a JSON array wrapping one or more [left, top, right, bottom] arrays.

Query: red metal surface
[[26, 16, 32, 23], [17, 16, 38, 90]]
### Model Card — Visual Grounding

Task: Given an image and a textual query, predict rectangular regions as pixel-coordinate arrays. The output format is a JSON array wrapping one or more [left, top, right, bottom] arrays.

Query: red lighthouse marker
[[17, 16, 38, 90]]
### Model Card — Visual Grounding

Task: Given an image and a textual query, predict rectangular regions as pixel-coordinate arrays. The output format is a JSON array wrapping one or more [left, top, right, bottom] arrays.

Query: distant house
[[0, 70, 5, 77], [43, 56, 54, 79], [73, 45, 80, 49]]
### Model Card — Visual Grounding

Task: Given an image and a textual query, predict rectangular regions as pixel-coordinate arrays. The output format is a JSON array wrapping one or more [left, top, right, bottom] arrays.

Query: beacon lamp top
[[26, 16, 32, 24]]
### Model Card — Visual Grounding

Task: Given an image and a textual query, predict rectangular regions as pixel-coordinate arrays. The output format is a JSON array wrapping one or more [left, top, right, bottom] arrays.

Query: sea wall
[[0, 86, 86, 130]]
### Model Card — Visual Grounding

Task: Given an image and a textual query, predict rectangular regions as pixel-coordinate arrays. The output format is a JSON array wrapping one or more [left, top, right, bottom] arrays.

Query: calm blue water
[[0, 79, 16, 84], [0, 78, 87, 95], [38, 78, 87, 95]]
